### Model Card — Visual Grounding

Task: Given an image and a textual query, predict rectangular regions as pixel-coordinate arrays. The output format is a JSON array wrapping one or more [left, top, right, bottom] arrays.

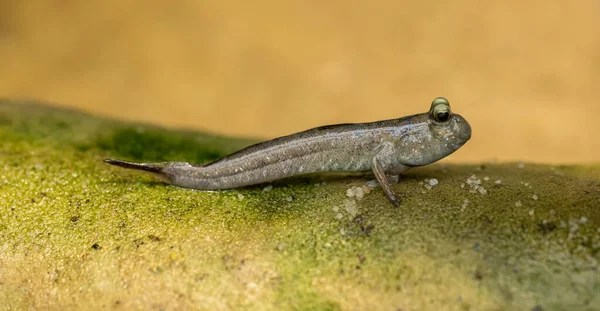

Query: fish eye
[[435, 110, 450, 122], [430, 97, 452, 122]]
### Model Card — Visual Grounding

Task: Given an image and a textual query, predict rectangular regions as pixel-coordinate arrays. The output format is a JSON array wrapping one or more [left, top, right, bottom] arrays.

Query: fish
[[104, 97, 471, 206]]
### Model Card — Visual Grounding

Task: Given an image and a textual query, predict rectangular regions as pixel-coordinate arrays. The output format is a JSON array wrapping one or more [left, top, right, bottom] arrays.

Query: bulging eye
[[435, 111, 449, 122], [430, 97, 452, 122]]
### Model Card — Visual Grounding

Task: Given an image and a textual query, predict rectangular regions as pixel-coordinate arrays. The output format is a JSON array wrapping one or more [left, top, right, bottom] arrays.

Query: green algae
[[0, 100, 599, 311]]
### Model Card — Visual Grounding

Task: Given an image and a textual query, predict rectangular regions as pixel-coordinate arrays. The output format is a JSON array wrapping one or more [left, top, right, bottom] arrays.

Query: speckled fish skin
[[104, 107, 471, 193]]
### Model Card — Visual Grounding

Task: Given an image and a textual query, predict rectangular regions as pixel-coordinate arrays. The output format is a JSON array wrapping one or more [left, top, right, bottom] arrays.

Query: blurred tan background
[[0, 0, 598, 164]]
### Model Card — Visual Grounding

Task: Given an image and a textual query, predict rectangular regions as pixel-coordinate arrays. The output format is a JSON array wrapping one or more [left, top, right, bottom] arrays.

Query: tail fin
[[103, 159, 166, 174]]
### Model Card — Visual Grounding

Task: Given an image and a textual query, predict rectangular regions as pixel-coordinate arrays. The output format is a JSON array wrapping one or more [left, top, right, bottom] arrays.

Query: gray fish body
[[105, 98, 472, 206]]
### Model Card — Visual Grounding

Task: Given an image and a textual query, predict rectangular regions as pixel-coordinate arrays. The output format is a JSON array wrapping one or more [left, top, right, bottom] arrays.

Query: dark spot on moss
[[353, 215, 376, 235], [532, 305, 544, 311], [222, 255, 238, 271], [133, 238, 145, 248], [357, 254, 366, 264], [362, 224, 374, 235], [96, 127, 224, 163], [195, 273, 208, 282], [354, 215, 364, 224], [536, 222, 557, 234], [148, 235, 161, 242], [474, 270, 483, 280], [153, 266, 164, 274], [70, 216, 80, 223], [74, 143, 92, 152], [91, 243, 101, 250]]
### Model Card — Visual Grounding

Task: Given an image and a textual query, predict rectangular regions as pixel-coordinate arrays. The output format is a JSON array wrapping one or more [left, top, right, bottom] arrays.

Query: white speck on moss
[[332, 206, 339, 212], [263, 185, 273, 192], [532, 194, 538, 200], [529, 209, 535, 216], [483, 176, 490, 181], [521, 181, 532, 188], [335, 213, 343, 219], [237, 193, 245, 201], [461, 199, 469, 210], [468, 175, 481, 185], [429, 178, 438, 186], [285, 196, 293, 202], [568, 219, 580, 240], [354, 187, 364, 200], [495, 179, 502, 184], [343, 199, 358, 218], [580, 216, 588, 224], [518, 162, 525, 168], [346, 186, 366, 200], [465, 175, 487, 195], [515, 200, 522, 207]]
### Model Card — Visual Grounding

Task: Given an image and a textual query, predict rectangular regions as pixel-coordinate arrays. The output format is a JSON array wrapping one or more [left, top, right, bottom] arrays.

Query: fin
[[103, 159, 166, 174], [371, 154, 400, 207]]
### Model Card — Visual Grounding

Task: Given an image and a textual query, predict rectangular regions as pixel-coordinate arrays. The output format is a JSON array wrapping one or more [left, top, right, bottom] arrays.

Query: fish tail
[[103, 158, 167, 174]]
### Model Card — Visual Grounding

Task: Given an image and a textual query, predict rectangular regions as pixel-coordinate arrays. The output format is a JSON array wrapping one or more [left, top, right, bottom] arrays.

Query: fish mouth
[[454, 113, 472, 142], [464, 129, 472, 141]]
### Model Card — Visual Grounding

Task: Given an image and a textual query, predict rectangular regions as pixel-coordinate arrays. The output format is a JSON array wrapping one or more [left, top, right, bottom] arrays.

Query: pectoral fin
[[371, 156, 400, 207]]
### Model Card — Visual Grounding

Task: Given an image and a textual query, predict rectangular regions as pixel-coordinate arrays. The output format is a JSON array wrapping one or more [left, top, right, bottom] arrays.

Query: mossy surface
[[1, 100, 599, 311]]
